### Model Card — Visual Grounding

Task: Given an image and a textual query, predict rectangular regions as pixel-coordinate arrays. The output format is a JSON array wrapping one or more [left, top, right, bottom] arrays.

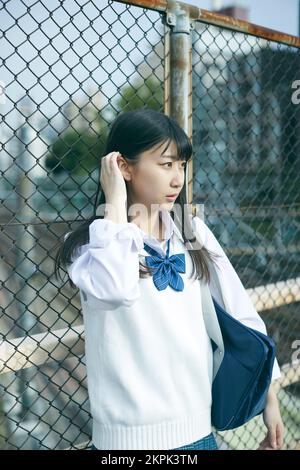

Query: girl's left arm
[[193, 216, 285, 449], [257, 383, 285, 450]]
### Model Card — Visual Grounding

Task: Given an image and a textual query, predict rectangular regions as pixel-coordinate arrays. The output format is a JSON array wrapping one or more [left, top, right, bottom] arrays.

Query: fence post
[[164, 0, 194, 205], [14, 99, 37, 424]]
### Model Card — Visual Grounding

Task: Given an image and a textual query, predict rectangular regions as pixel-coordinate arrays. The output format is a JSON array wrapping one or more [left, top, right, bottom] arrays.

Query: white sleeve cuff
[[89, 218, 145, 252], [271, 357, 282, 382]]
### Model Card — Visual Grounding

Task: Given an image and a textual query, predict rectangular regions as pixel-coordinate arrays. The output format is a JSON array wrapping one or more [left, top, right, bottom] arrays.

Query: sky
[[186, 0, 299, 36], [0, 0, 299, 144]]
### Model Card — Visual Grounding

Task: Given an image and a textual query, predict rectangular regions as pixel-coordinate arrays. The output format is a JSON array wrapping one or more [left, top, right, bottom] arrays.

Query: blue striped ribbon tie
[[143, 238, 186, 291]]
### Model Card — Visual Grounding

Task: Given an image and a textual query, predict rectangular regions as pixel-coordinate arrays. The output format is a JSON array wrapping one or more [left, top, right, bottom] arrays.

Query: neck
[[128, 204, 165, 241]]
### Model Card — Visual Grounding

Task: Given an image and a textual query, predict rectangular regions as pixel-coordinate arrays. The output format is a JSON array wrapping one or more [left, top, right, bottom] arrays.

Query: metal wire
[[0, 0, 299, 450]]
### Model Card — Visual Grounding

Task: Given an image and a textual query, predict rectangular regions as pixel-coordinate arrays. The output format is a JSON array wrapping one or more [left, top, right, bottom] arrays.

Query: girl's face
[[127, 140, 186, 211]]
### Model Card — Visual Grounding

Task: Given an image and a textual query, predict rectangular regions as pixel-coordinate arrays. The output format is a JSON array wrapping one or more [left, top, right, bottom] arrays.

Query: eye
[[161, 162, 187, 169]]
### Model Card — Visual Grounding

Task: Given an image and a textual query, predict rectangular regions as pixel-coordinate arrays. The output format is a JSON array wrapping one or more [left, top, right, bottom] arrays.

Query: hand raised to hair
[[100, 151, 128, 204]]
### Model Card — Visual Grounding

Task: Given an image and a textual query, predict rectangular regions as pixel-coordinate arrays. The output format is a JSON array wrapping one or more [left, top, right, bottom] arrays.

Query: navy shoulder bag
[[210, 297, 277, 431]]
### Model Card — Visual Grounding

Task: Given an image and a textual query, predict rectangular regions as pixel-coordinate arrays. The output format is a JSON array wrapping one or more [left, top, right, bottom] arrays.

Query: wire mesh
[[0, 0, 299, 450], [192, 20, 300, 450], [0, 0, 165, 450]]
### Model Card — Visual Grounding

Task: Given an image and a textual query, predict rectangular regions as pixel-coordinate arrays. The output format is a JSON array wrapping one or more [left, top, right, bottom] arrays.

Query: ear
[[117, 155, 133, 182]]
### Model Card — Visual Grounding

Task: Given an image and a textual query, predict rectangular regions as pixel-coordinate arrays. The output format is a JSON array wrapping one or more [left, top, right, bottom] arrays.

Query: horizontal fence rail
[[1, 279, 299, 383], [0, 0, 299, 450]]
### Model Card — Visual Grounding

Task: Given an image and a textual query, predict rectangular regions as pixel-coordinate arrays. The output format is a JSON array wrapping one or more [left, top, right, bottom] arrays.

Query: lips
[[166, 194, 178, 197]]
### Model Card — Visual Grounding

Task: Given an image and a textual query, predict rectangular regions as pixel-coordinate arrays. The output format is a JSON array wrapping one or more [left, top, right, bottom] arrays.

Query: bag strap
[[200, 280, 225, 381]]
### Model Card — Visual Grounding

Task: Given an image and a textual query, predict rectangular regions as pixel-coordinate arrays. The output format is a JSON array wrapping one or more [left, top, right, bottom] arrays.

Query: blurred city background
[[0, 0, 299, 450]]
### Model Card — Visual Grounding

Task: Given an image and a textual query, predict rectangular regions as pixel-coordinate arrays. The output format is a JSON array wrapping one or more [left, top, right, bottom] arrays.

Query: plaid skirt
[[90, 432, 218, 450]]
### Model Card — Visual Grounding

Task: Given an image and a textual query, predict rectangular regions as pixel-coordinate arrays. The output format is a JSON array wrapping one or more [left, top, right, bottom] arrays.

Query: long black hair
[[54, 107, 220, 288]]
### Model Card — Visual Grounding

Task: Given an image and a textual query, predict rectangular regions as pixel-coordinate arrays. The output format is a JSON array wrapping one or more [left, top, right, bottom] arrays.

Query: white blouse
[[65, 211, 281, 450]]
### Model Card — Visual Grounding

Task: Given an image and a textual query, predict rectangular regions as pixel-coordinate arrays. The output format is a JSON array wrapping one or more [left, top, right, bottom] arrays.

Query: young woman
[[54, 107, 284, 451]]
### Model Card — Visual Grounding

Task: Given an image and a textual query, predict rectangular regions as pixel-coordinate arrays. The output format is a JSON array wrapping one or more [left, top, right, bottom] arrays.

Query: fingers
[[258, 425, 285, 450], [100, 152, 121, 175], [108, 152, 118, 162], [258, 435, 277, 451], [110, 152, 121, 171], [268, 422, 285, 450], [104, 152, 121, 170], [258, 443, 278, 450], [265, 424, 277, 449], [276, 422, 284, 448]]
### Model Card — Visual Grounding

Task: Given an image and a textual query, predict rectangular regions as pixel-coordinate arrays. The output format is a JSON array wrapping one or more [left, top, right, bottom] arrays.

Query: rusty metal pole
[[164, 0, 194, 206]]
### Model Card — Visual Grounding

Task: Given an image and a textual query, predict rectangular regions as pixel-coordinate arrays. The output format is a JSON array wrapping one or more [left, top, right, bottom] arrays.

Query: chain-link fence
[[0, 0, 299, 450], [191, 14, 300, 450]]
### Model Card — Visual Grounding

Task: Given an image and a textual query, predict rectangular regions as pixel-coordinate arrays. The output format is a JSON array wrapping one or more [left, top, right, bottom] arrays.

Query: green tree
[[115, 76, 163, 113], [44, 75, 163, 176], [45, 128, 104, 176]]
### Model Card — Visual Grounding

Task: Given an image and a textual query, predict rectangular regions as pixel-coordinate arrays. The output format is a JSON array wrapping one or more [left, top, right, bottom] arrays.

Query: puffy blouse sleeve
[[64, 219, 144, 310], [193, 216, 282, 382]]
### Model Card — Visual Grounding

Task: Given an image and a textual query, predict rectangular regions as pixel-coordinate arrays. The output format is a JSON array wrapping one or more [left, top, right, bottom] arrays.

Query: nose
[[170, 167, 184, 188]]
